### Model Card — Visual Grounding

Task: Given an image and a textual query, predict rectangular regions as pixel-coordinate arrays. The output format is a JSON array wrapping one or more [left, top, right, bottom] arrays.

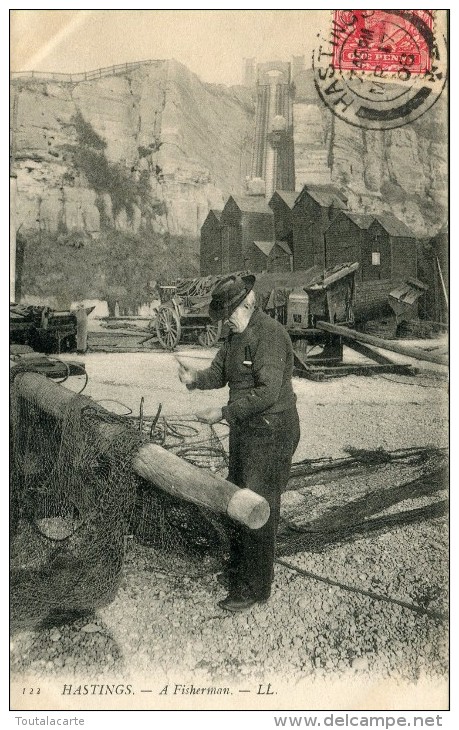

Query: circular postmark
[[312, 10, 447, 130]]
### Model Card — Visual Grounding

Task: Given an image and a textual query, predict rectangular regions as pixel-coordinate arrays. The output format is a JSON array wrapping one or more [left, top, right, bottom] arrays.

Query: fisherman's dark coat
[[191, 308, 300, 599]]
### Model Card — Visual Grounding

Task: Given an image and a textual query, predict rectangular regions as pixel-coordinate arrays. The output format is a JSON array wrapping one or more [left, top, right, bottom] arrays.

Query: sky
[[10, 9, 328, 85]]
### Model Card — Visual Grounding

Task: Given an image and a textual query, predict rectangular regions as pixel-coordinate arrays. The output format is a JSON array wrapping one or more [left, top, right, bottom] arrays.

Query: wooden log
[[12, 372, 270, 529], [316, 321, 448, 366], [344, 339, 395, 365], [133, 446, 269, 529]]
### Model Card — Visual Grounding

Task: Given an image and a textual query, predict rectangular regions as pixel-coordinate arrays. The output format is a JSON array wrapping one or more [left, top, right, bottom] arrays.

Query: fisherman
[[178, 274, 300, 612]]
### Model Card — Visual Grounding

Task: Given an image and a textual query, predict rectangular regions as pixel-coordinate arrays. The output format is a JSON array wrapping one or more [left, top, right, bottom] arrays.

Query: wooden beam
[[344, 339, 396, 365], [12, 372, 270, 529], [316, 321, 448, 366]]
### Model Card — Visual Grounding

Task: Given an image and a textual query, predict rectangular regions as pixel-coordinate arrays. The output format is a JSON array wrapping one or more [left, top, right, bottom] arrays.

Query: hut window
[[372, 252, 381, 266]]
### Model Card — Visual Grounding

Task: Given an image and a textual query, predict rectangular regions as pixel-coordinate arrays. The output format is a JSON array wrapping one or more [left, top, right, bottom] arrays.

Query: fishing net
[[127, 411, 229, 570], [278, 446, 448, 555], [10, 373, 230, 629]]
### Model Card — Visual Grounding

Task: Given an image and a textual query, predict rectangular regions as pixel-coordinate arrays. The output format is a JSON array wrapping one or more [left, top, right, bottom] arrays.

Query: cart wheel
[[155, 306, 181, 350], [198, 321, 222, 348]]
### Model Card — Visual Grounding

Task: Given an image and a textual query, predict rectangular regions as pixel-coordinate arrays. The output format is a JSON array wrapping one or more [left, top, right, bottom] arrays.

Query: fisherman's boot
[[218, 584, 269, 612]]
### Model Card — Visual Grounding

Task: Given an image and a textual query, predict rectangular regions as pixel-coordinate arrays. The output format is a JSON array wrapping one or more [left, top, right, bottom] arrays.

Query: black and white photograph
[[8, 7, 450, 717]]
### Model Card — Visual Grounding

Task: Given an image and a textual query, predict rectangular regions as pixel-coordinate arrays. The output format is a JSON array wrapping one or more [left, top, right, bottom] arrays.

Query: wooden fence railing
[[11, 59, 165, 84]]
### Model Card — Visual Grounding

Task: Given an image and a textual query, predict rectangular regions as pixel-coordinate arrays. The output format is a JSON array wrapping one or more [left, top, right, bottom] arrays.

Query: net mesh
[[10, 374, 229, 630], [128, 414, 229, 572]]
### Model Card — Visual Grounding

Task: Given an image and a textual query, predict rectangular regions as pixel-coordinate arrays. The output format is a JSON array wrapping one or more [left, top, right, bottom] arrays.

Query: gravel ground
[[10, 345, 449, 708]]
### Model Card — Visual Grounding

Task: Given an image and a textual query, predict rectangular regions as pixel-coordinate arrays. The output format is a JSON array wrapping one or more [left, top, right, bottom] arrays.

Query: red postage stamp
[[332, 10, 434, 76]]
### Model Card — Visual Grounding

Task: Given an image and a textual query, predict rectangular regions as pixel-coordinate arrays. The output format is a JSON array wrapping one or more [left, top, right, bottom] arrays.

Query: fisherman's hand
[[195, 407, 223, 424], [176, 357, 197, 387]]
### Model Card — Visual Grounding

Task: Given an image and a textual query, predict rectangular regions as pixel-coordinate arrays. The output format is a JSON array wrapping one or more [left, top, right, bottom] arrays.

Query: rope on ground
[[377, 373, 448, 389], [276, 558, 447, 622], [95, 399, 133, 415]]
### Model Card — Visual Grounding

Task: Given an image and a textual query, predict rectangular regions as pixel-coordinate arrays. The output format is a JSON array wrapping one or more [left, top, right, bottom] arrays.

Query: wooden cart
[[155, 265, 357, 355], [154, 278, 227, 350], [155, 296, 222, 350]]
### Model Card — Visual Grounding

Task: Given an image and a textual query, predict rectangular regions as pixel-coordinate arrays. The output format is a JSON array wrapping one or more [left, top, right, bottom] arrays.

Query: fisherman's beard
[[227, 307, 252, 334]]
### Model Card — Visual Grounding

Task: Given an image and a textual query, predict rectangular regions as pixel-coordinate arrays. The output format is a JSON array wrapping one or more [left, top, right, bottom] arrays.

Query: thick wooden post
[[133, 445, 269, 529], [12, 371, 270, 529], [75, 306, 88, 353]]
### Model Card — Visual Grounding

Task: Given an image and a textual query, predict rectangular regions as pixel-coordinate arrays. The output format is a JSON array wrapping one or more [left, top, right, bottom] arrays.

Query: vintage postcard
[[9, 7, 449, 719]]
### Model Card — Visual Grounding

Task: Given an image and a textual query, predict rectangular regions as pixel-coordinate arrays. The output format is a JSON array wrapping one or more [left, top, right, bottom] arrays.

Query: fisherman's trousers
[[226, 405, 300, 600]]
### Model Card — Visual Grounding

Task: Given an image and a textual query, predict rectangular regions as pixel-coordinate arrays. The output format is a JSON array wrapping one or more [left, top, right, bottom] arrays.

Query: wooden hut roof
[[226, 195, 273, 215], [294, 185, 347, 210], [276, 240, 293, 256], [389, 279, 428, 307], [253, 240, 275, 257], [344, 213, 375, 230], [374, 213, 415, 238], [270, 190, 301, 209]]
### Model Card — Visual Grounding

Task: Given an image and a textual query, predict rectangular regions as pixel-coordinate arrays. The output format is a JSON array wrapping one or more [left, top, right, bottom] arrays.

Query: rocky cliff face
[[293, 70, 447, 236], [11, 60, 255, 240], [11, 61, 447, 250]]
